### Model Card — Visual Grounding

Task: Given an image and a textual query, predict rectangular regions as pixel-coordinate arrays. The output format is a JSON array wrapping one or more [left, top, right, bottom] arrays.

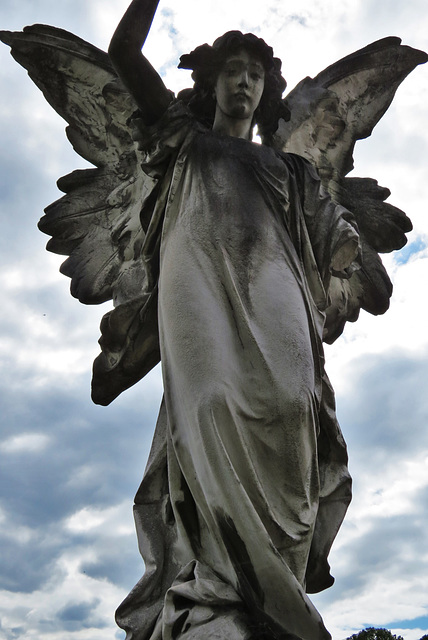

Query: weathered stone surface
[[1, 7, 425, 639]]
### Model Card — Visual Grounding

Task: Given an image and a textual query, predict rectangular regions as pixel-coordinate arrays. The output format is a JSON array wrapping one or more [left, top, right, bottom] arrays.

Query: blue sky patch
[[395, 237, 426, 264]]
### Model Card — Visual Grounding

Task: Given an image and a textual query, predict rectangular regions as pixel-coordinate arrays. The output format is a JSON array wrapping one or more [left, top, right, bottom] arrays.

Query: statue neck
[[212, 110, 253, 140]]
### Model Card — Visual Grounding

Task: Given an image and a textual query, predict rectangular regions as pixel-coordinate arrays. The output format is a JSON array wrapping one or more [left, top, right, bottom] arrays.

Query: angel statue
[[1, 1, 426, 638]]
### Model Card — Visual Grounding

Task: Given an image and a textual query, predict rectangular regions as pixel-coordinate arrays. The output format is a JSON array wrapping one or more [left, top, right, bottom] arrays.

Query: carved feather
[[0, 25, 157, 307], [1, 26, 425, 399], [274, 37, 427, 341]]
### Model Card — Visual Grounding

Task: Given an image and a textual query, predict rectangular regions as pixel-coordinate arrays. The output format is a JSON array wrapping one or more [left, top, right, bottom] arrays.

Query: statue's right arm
[[108, 0, 173, 125]]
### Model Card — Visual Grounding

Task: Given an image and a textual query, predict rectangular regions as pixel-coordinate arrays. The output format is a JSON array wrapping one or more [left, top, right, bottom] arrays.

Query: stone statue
[[1, 2, 426, 638]]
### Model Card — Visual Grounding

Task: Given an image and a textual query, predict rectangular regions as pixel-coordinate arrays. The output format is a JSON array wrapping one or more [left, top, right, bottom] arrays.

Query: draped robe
[[110, 104, 359, 640]]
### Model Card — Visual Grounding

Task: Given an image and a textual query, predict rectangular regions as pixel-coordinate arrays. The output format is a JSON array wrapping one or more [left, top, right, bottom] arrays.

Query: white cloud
[[0, 556, 125, 640], [347, 452, 428, 523], [325, 248, 428, 400], [65, 502, 134, 537], [321, 573, 428, 639], [0, 433, 50, 454]]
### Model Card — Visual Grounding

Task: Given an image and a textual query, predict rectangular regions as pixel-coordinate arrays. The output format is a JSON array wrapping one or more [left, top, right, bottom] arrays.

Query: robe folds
[[110, 102, 359, 640]]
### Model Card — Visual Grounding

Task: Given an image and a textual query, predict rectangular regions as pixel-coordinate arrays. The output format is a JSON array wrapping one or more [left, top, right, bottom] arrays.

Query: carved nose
[[238, 71, 249, 87]]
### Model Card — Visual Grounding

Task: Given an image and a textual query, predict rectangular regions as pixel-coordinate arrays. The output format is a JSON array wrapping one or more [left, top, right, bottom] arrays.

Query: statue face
[[214, 49, 265, 121]]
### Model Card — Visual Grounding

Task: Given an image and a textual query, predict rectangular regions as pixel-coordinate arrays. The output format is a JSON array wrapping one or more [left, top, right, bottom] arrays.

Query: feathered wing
[[272, 37, 427, 342], [1, 24, 155, 305], [0, 25, 162, 403], [2, 28, 426, 400]]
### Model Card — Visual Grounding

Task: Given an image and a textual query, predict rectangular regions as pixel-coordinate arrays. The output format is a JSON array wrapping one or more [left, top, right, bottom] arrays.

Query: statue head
[[178, 31, 290, 141]]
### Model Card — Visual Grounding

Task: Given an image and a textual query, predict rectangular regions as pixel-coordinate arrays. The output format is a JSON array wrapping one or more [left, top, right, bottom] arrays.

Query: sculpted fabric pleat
[[116, 105, 355, 640]]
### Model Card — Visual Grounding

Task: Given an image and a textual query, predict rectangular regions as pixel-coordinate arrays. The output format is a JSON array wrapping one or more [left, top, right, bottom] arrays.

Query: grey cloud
[[0, 533, 59, 593], [312, 350, 428, 618], [0, 365, 159, 597], [313, 508, 428, 617], [361, 0, 428, 36], [1, 2, 427, 639], [338, 353, 428, 462], [57, 598, 104, 628], [287, 14, 308, 27], [28, 605, 109, 635], [0, 0, 103, 39], [341, 514, 426, 590], [0, 140, 70, 262], [356, 119, 428, 176], [0, 623, 25, 640], [81, 539, 144, 590], [1, 380, 158, 515]]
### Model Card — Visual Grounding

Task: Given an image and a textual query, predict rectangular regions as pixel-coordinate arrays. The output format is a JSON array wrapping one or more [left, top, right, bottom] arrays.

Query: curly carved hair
[[177, 31, 290, 142]]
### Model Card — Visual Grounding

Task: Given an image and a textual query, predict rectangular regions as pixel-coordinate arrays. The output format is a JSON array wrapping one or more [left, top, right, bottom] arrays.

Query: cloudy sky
[[0, 1, 427, 639]]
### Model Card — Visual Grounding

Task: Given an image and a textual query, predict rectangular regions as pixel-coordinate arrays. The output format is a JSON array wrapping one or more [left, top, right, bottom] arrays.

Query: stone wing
[[273, 37, 427, 342], [1, 25, 164, 403], [0, 24, 157, 308]]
